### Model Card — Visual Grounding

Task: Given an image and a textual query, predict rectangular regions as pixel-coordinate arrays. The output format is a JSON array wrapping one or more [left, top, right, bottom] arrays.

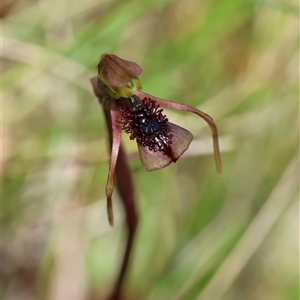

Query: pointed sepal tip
[[107, 197, 114, 227]]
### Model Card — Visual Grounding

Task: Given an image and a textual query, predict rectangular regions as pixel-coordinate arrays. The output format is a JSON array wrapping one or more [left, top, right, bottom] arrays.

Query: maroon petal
[[138, 122, 193, 172], [134, 91, 222, 175], [105, 101, 122, 227]]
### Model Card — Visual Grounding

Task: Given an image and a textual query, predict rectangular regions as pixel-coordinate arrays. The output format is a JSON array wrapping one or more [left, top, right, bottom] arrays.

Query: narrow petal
[[134, 91, 222, 175], [105, 101, 122, 227], [138, 122, 193, 172]]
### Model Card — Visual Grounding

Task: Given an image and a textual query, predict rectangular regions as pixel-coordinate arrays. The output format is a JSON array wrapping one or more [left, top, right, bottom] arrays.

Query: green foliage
[[2, 0, 298, 299]]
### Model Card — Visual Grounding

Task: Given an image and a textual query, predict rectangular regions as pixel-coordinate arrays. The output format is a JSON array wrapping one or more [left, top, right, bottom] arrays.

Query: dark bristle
[[119, 98, 174, 158]]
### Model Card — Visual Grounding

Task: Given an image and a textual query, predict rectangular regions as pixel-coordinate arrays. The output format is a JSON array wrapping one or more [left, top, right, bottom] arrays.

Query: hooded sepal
[[98, 54, 143, 99]]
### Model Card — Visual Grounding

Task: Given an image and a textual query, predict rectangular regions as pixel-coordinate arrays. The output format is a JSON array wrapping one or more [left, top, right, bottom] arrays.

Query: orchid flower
[[92, 53, 222, 226], [90, 53, 222, 299]]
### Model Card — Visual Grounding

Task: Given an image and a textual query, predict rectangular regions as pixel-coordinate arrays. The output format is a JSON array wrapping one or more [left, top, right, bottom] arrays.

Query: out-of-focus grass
[[2, 0, 298, 299]]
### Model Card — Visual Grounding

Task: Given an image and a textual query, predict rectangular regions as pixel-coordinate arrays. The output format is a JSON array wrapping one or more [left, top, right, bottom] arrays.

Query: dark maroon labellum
[[119, 97, 174, 157]]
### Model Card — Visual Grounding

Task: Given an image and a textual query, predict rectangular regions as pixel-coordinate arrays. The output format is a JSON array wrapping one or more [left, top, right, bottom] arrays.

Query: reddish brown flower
[[92, 53, 222, 226]]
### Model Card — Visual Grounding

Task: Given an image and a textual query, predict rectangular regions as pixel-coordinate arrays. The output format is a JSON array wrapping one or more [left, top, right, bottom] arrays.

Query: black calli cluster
[[119, 96, 174, 156]]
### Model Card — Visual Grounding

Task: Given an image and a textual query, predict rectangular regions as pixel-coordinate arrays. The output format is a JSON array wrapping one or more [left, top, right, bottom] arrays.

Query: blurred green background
[[2, 0, 298, 299]]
